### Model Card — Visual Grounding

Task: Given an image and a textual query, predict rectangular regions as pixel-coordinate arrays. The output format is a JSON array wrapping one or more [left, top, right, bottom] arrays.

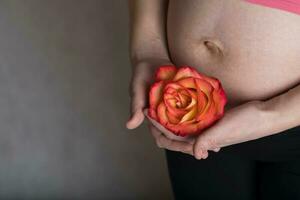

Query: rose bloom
[[148, 65, 227, 137]]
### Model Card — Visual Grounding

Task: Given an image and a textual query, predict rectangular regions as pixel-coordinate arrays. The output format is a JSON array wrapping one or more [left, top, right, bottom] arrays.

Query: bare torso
[[167, 0, 300, 109]]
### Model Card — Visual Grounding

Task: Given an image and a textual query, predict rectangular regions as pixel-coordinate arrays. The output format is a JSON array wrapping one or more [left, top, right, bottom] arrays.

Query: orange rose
[[148, 65, 227, 137]]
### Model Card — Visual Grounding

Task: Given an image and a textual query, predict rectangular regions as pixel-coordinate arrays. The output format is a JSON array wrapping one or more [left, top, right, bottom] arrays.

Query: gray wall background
[[0, 0, 172, 199]]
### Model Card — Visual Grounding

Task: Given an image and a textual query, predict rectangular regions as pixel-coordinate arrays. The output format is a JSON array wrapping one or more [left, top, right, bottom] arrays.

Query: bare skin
[[127, 0, 300, 159], [167, 0, 300, 108]]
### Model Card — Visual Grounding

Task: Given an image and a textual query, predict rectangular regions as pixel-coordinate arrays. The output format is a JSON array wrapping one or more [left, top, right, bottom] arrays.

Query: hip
[[222, 124, 300, 162]]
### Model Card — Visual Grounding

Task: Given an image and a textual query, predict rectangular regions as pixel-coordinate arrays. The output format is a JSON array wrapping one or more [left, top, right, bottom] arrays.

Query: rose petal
[[194, 78, 213, 94], [164, 82, 185, 92], [173, 66, 203, 81], [164, 83, 192, 107], [194, 78, 214, 120], [177, 91, 191, 107], [155, 65, 177, 81], [148, 108, 158, 120], [175, 123, 200, 136], [179, 106, 197, 123], [201, 100, 217, 121], [165, 98, 177, 107], [203, 76, 221, 90], [185, 89, 198, 109], [163, 84, 194, 117], [166, 120, 201, 136], [157, 102, 169, 126], [197, 90, 208, 114], [164, 96, 187, 118], [197, 92, 214, 121], [177, 77, 197, 89], [185, 96, 197, 110], [213, 88, 227, 116], [179, 111, 220, 136], [149, 81, 164, 119], [166, 110, 181, 124]]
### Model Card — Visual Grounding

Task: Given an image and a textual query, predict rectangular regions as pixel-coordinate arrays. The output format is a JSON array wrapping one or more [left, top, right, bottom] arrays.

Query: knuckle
[[151, 127, 163, 138], [158, 135, 165, 144], [156, 140, 163, 148], [135, 98, 145, 108], [131, 95, 145, 108], [158, 135, 173, 149], [164, 138, 173, 148], [194, 146, 207, 160], [181, 148, 192, 155], [203, 138, 217, 150], [195, 142, 205, 153], [131, 102, 144, 114], [182, 145, 192, 154], [194, 151, 202, 160]]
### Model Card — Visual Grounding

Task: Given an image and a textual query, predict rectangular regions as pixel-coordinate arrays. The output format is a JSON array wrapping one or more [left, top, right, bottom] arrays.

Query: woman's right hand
[[126, 57, 195, 152], [126, 57, 173, 130]]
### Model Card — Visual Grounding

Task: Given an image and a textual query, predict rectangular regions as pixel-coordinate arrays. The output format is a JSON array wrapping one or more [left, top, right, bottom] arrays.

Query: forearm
[[259, 83, 300, 136], [128, 0, 170, 64]]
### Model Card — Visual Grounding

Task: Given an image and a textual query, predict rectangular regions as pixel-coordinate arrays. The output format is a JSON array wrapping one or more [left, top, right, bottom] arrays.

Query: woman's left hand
[[144, 100, 268, 160]]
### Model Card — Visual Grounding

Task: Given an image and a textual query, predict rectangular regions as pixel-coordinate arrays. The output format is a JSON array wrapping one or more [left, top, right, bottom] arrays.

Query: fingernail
[[195, 150, 202, 160], [126, 118, 136, 130]]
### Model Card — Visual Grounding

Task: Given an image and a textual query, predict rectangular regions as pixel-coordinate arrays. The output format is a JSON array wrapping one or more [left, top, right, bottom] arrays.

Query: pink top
[[245, 0, 300, 15]]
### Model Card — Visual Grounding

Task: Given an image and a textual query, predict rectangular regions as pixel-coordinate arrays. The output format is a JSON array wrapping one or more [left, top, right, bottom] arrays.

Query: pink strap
[[246, 0, 300, 15]]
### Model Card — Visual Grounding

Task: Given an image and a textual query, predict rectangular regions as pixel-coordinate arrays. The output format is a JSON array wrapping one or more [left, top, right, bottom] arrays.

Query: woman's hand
[[126, 58, 172, 129], [144, 100, 269, 159], [126, 58, 195, 144]]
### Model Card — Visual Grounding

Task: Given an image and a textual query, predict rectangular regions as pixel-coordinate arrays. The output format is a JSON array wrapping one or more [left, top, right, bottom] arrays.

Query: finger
[[201, 150, 209, 159], [126, 79, 147, 129], [144, 109, 195, 143], [159, 136, 194, 155], [149, 125, 194, 155], [148, 123, 161, 140], [194, 148, 209, 160], [212, 147, 221, 152], [148, 124, 163, 147], [194, 135, 217, 159], [126, 109, 145, 130]]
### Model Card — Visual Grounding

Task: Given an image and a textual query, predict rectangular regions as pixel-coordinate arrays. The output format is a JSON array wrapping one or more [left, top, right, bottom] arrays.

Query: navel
[[203, 39, 225, 57]]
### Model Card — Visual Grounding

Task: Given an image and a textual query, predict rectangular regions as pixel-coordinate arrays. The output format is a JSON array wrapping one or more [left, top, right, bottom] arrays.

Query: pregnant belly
[[167, 0, 300, 108]]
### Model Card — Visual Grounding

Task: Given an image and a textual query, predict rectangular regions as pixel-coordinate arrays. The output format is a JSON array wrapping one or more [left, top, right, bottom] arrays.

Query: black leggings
[[165, 125, 300, 200]]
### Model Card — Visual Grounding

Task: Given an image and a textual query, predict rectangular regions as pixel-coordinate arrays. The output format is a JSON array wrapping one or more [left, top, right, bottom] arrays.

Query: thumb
[[193, 135, 212, 159], [212, 147, 221, 152], [126, 79, 148, 129], [126, 109, 145, 129]]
